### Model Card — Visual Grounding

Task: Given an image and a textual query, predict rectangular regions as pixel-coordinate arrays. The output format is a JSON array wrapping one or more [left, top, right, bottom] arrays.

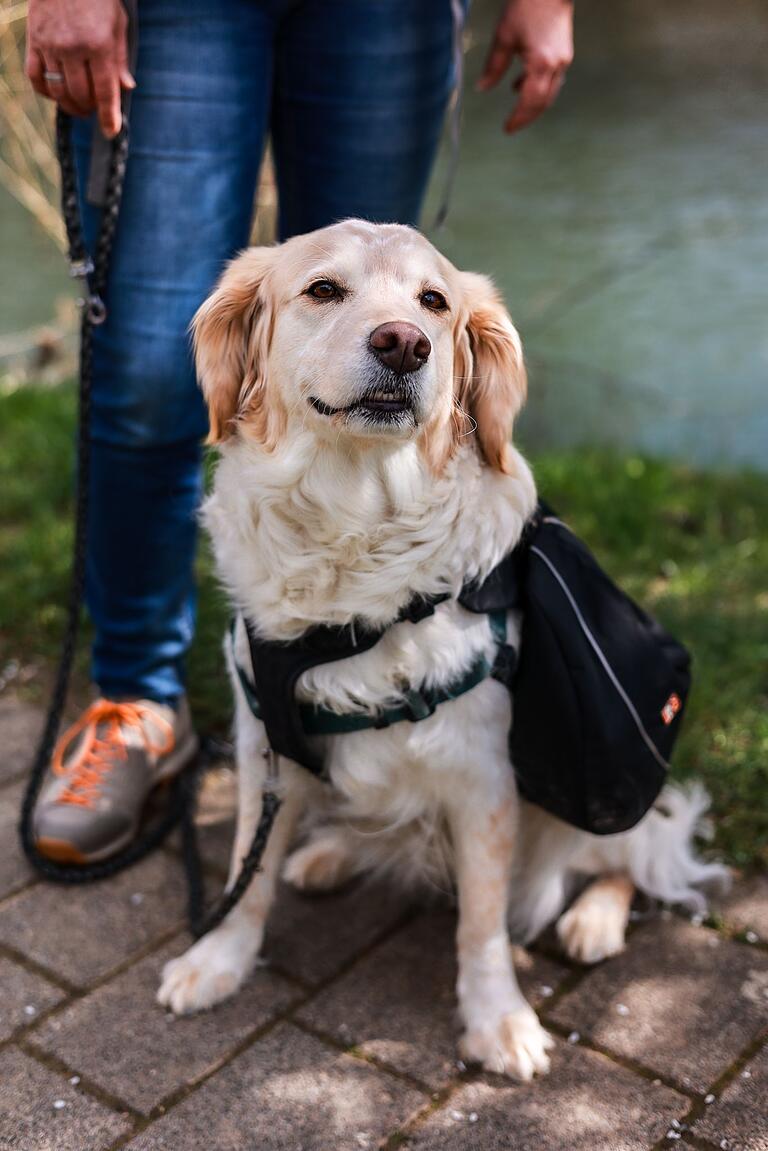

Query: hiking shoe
[[33, 697, 198, 864]]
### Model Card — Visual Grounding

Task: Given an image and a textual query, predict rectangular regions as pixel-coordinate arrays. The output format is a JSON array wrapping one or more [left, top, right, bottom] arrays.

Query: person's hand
[[477, 0, 574, 134], [26, 0, 134, 139]]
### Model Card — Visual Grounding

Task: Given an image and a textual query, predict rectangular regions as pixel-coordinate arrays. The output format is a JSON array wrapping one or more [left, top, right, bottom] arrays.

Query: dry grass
[[0, 2, 65, 251]]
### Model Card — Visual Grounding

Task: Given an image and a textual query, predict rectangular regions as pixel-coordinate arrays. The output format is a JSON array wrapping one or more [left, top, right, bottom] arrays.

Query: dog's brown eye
[[306, 280, 342, 301], [420, 289, 448, 312]]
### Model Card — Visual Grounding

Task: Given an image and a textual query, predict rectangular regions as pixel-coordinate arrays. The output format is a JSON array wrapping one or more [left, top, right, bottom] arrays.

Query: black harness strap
[[242, 591, 450, 775], [237, 550, 528, 778]]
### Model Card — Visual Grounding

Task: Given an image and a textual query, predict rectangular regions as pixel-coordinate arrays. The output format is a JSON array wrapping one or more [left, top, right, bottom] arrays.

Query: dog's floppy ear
[[454, 272, 527, 474], [192, 247, 275, 445]]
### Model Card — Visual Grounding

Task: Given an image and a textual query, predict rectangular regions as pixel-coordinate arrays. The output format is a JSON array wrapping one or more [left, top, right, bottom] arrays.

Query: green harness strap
[[232, 609, 508, 739]]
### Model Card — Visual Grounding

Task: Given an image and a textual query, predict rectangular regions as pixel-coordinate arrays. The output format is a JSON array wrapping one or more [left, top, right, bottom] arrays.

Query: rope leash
[[18, 110, 279, 940]]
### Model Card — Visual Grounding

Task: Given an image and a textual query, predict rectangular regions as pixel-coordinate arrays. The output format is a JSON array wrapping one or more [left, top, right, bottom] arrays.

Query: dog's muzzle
[[309, 321, 429, 424]]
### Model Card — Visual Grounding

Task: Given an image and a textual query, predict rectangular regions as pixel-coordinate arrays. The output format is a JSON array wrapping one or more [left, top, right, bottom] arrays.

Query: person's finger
[[477, 37, 516, 92], [26, 47, 53, 100], [88, 55, 122, 138], [114, 23, 136, 92], [61, 57, 95, 116], [40, 51, 82, 118], [504, 66, 556, 133]]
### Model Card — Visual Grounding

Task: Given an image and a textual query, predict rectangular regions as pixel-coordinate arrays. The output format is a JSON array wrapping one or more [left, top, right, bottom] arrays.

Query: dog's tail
[[617, 781, 730, 913], [509, 782, 730, 941]]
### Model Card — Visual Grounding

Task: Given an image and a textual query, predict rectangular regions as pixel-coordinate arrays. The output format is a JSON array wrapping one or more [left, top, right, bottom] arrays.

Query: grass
[[1, 381, 766, 868]]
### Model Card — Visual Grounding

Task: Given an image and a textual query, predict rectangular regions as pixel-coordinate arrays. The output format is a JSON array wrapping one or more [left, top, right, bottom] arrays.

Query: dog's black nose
[[369, 322, 431, 374]]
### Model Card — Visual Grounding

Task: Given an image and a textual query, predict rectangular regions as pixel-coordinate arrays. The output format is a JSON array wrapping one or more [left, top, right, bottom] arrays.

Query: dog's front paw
[[157, 929, 257, 1015], [460, 1007, 554, 1081]]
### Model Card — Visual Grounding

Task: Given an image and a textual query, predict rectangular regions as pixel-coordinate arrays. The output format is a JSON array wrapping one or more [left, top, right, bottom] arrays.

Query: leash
[[18, 108, 281, 941]]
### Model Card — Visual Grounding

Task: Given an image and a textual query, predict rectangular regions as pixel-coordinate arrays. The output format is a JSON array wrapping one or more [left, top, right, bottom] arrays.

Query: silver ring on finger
[[43, 70, 65, 83]]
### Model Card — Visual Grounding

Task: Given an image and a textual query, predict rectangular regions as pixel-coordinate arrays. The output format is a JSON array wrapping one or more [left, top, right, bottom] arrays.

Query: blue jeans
[[74, 0, 456, 704]]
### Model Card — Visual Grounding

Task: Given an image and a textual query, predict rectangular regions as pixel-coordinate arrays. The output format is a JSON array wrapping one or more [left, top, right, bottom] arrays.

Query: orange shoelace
[[52, 699, 176, 808]]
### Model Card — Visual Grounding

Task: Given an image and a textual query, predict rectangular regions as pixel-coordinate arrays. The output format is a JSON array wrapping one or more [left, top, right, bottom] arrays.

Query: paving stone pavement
[[0, 695, 43, 788], [1, 708, 767, 1150], [549, 917, 768, 1094], [0, 780, 35, 901]]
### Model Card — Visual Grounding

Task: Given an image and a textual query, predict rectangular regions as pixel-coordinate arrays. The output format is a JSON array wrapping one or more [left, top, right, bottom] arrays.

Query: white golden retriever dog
[[158, 220, 725, 1080]]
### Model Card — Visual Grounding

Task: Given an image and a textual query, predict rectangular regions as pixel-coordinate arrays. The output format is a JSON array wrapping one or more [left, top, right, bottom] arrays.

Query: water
[[0, 187, 70, 339], [2, 0, 766, 468], [426, 0, 768, 469]]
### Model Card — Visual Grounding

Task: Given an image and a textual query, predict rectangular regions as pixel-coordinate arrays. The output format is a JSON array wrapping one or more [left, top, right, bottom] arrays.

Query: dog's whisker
[[453, 398, 478, 438]]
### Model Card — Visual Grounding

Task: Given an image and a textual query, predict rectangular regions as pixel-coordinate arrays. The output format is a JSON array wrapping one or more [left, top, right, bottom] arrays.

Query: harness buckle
[[402, 687, 437, 723]]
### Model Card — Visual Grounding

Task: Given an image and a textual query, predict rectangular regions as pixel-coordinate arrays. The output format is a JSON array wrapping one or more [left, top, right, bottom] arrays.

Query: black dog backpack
[[238, 503, 691, 836], [503, 505, 690, 834]]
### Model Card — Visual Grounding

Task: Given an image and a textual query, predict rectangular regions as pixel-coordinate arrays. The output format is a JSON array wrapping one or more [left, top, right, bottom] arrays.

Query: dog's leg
[[556, 872, 634, 964], [447, 778, 554, 1081], [158, 715, 305, 1015]]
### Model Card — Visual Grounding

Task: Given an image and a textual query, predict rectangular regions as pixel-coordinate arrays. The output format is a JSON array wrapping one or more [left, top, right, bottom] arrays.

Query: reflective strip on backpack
[[530, 545, 671, 774]]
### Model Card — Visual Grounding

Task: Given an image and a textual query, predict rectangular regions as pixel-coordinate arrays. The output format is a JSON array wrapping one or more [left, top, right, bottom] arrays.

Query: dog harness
[[232, 548, 524, 779]]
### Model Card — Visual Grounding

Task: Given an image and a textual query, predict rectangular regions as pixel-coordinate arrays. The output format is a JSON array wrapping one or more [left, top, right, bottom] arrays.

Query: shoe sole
[[34, 731, 200, 867]]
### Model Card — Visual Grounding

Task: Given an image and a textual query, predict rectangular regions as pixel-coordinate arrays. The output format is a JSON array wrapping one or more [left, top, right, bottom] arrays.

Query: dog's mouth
[[309, 383, 415, 422]]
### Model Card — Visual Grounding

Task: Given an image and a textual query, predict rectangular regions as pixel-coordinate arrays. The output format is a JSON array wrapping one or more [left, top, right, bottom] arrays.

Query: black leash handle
[[18, 110, 281, 937]]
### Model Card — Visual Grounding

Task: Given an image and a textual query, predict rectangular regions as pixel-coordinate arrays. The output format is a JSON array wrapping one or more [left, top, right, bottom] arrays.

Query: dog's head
[[193, 219, 526, 473]]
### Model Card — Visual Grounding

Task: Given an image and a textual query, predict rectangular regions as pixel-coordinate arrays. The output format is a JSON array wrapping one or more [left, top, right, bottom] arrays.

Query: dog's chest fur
[[211, 433, 535, 831]]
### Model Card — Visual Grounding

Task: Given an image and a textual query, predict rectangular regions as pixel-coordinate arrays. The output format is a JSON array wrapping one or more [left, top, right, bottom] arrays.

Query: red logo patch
[[661, 693, 682, 725]]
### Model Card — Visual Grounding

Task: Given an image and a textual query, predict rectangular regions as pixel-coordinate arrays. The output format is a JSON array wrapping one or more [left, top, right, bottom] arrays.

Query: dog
[[157, 219, 726, 1080]]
